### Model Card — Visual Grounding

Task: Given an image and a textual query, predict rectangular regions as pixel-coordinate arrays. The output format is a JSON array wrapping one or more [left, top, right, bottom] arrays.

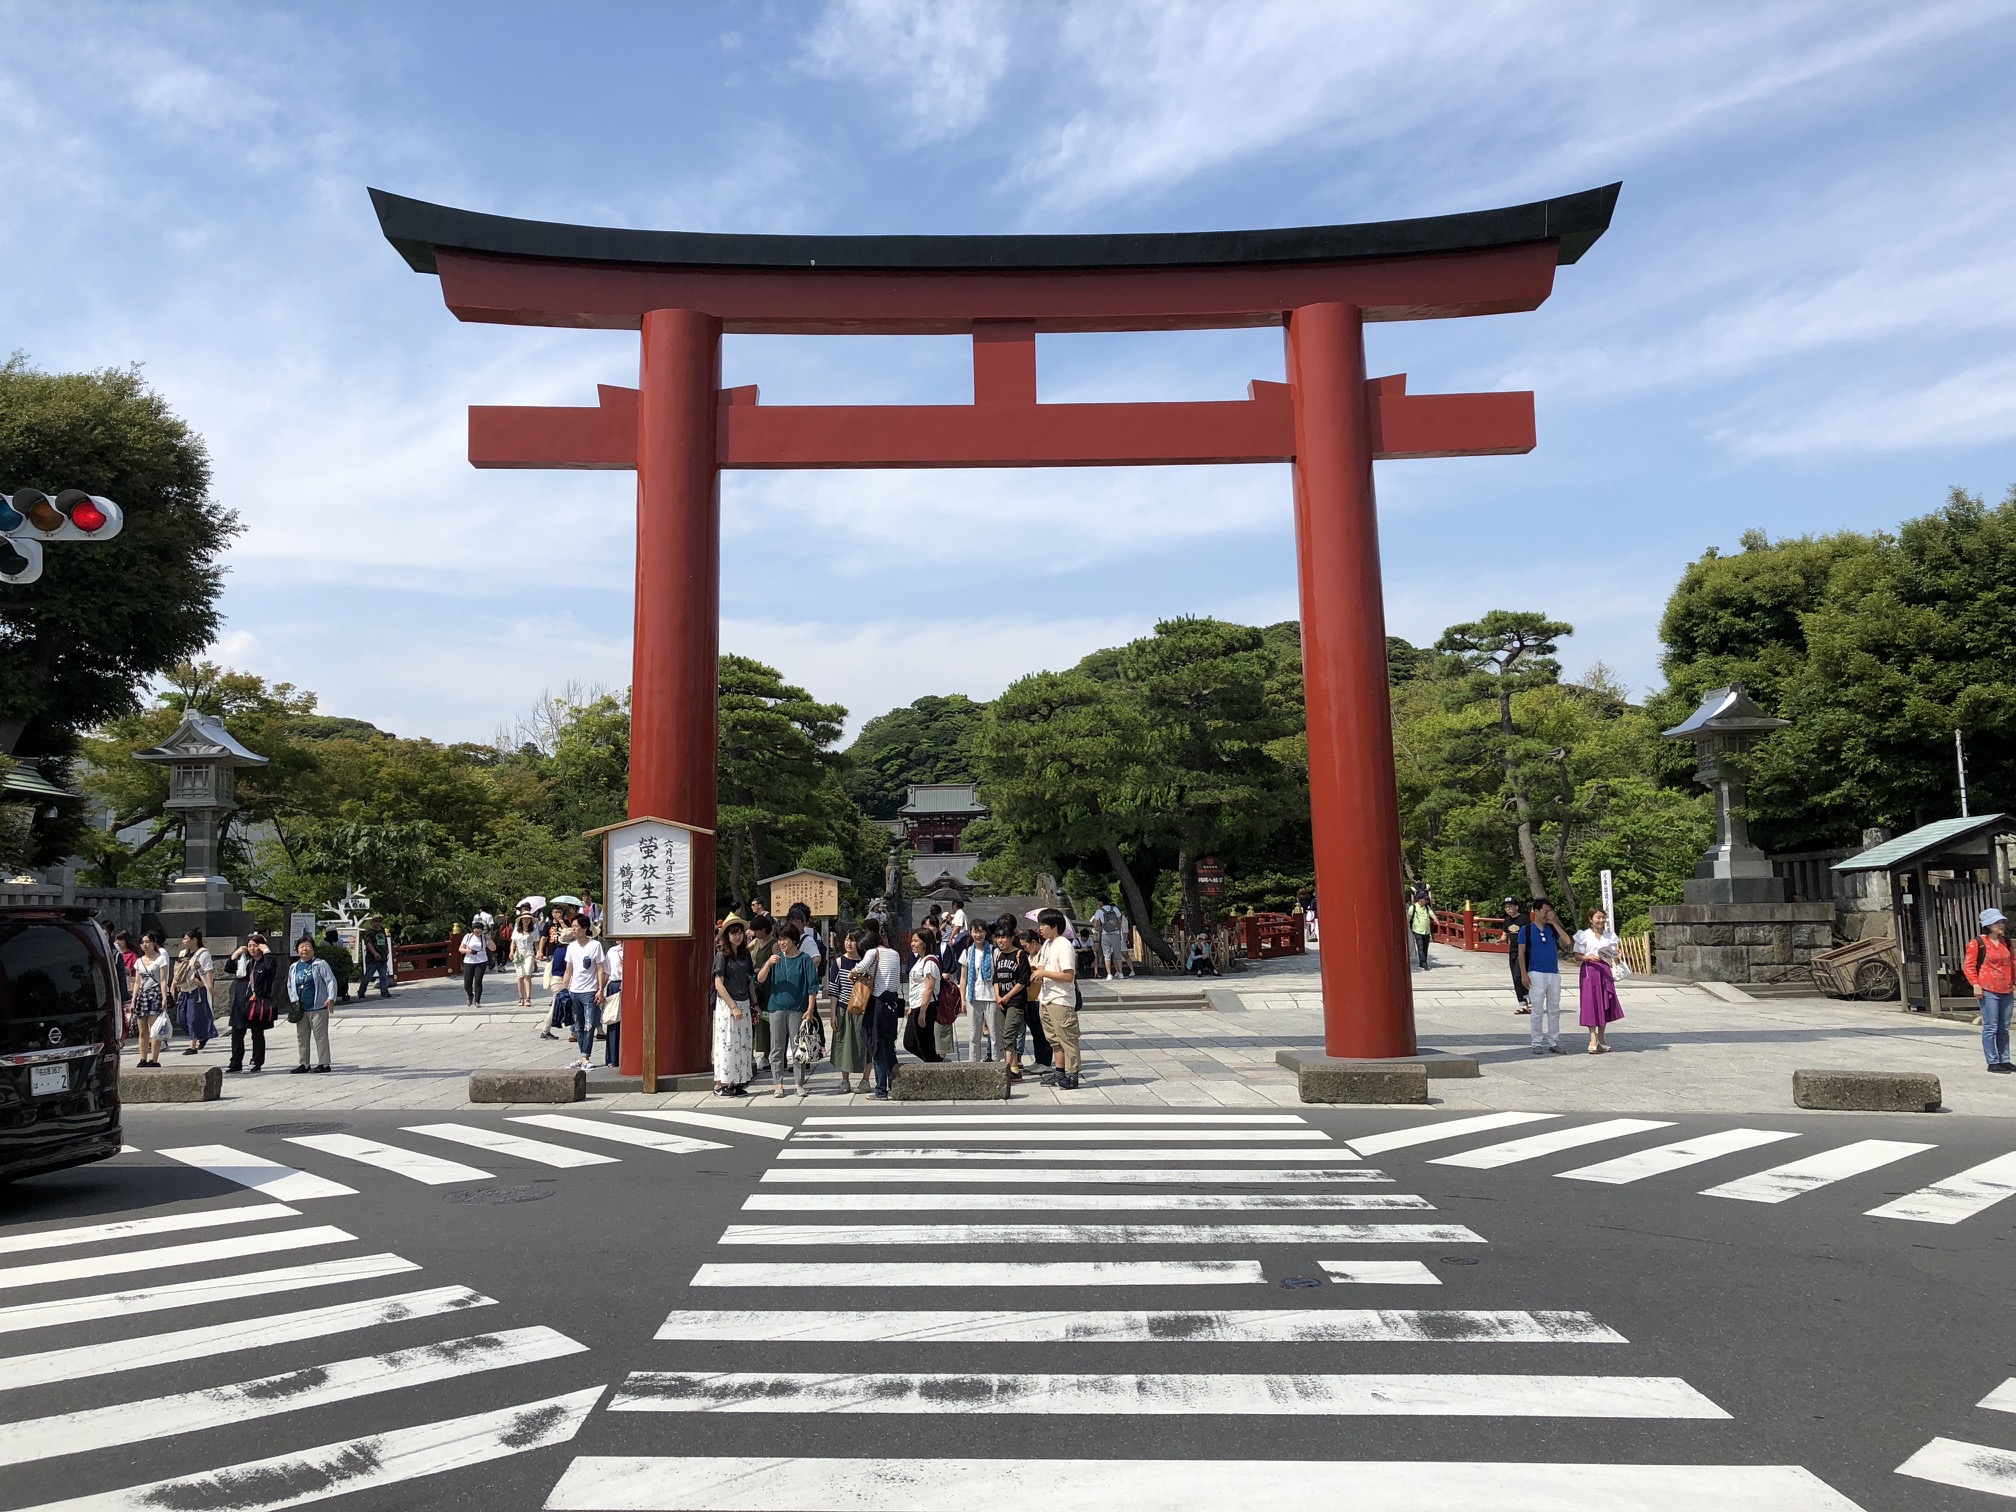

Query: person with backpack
[[852, 919, 904, 1099], [1964, 907, 2015, 1074], [1406, 887, 1434, 970]]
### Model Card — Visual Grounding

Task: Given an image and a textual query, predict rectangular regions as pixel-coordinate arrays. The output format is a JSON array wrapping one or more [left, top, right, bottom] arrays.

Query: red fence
[[1430, 908, 1514, 955], [1235, 912, 1306, 960], [393, 941, 458, 982]]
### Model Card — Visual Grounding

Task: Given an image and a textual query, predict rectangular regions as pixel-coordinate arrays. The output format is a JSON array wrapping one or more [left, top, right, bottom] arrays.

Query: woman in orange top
[[1962, 907, 2013, 1074]]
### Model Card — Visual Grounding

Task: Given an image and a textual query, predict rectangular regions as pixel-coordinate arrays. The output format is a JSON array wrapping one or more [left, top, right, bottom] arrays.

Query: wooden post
[[1463, 907, 1479, 952], [638, 944, 659, 1093]]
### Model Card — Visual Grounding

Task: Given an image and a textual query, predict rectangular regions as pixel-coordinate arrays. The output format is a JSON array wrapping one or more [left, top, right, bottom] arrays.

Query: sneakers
[[1989, 1062, 2013, 1074], [1060, 1072, 1080, 1090]]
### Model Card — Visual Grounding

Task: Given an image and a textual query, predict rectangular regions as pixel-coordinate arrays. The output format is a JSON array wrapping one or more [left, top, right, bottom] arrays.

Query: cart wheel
[[1853, 960, 1899, 1001]]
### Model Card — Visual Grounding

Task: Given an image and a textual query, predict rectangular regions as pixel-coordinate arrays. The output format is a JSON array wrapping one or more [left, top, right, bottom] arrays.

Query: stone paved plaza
[[137, 943, 2016, 1117]]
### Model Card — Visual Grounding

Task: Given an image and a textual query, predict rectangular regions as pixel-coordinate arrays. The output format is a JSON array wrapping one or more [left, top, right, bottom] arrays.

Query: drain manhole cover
[[244, 1121, 352, 1137], [446, 1184, 556, 1206]]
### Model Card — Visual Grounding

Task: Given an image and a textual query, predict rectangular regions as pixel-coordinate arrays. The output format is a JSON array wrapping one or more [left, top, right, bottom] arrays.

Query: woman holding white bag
[[130, 932, 172, 1067]]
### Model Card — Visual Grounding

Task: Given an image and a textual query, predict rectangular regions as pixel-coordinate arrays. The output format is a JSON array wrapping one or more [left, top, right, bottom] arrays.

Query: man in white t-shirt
[[561, 915, 608, 1071], [1031, 907, 1081, 1089]]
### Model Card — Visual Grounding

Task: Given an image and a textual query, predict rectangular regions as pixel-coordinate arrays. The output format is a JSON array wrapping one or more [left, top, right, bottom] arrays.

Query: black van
[[0, 906, 123, 1182]]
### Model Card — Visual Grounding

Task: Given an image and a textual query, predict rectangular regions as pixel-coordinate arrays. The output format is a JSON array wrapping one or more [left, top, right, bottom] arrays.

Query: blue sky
[[5, 1, 2014, 742]]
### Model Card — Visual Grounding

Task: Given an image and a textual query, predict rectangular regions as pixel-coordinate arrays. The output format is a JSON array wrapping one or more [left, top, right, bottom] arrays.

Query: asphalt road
[[2, 1103, 2012, 1510]]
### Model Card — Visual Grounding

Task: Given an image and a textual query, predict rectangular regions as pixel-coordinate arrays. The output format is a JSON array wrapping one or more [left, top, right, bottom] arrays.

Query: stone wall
[[1649, 901, 1835, 984]]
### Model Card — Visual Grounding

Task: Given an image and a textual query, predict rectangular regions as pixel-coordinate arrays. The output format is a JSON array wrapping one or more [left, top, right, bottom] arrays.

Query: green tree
[[1658, 487, 2016, 850], [971, 671, 1178, 964], [1119, 617, 1296, 932], [0, 359, 238, 863], [716, 655, 847, 906], [1434, 611, 1578, 909], [841, 694, 982, 818]]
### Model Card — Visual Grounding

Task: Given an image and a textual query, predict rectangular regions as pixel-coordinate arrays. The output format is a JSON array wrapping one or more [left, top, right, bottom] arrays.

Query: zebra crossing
[[0, 1190, 599, 1510], [1895, 1372, 2016, 1499], [119, 1102, 2016, 1243], [536, 1108, 1869, 1510]]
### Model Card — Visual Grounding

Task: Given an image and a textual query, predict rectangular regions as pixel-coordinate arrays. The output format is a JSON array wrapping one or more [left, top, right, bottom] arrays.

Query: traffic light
[[0, 488, 124, 584]]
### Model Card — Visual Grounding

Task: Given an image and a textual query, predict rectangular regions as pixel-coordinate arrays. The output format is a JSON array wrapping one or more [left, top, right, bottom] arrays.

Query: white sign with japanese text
[[603, 820, 694, 938]]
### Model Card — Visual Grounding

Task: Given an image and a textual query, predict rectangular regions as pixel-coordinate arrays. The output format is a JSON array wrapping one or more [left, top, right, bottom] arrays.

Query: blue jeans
[[359, 959, 392, 997], [1982, 989, 2013, 1066], [863, 996, 900, 1094], [566, 991, 597, 1060]]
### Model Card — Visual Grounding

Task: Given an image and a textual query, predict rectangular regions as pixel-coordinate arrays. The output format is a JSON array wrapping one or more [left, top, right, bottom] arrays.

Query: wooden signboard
[[585, 815, 713, 1095], [765, 869, 842, 919]]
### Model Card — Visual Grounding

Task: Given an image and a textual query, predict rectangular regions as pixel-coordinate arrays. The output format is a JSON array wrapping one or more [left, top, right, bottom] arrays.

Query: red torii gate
[[373, 183, 1618, 1078]]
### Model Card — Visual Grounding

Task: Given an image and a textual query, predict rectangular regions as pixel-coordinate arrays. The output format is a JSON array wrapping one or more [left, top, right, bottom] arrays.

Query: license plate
[[29, 1064, 67, 1097]]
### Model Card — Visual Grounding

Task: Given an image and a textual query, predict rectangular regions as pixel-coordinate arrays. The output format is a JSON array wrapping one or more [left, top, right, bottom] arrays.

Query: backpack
[[934, 970, 963, 1026]]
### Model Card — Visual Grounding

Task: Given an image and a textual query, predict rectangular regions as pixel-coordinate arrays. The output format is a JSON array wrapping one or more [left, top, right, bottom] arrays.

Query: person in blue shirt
[[1516, 899, 1568, 1055]]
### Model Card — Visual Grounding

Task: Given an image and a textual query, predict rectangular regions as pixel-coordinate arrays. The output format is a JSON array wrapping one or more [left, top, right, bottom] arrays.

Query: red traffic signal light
[[0, 488, 123, 544]]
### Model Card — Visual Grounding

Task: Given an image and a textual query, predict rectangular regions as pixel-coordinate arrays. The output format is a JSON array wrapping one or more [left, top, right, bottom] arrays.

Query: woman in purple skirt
[[1573, 908, 1624, 1055]]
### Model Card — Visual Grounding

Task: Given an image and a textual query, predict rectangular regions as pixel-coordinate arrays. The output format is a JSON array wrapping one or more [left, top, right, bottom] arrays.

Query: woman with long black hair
[[712, 918, 757, 1097], [852, 918, 903, 1100]]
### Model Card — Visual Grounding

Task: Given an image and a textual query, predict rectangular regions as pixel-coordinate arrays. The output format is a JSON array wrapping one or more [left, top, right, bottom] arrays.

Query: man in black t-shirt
[[1503, 897, 1529, 1014]]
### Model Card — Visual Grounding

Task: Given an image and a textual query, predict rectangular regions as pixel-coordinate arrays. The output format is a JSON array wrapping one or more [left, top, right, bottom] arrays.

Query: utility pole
[[1956, 729, 1971, 818]]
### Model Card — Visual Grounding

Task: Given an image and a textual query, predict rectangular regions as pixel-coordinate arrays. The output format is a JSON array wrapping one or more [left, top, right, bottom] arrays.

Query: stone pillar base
[[1650, 902, 1834, 985]]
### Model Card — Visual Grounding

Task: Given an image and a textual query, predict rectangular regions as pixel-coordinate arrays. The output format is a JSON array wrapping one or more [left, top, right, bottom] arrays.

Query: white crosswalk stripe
[[0, 1284, 493, 1392], [546, 1456, 1865, 1510], [1556, 1128, 1799, 1184], [156, 1142, 357, 1199], [510, 1114, 729, 1153], [717, 1221, 1484, 1246], [652, 1308, 1624, 1344], [804, 1113, 1309, 1125], [0, 1253, 419, 1336], [609, 1369, 1725, 1417], [1866, 1150, 2016, 1224], [405, 1121, 621, 1168], [14, 1388, 602, 1512], [743, 1191, 1432, 1212], [1895, 1435, 2016, 1498], [286, 1131, 495, 1184], [791, 1127, 1333, 1143], [0, 1202, 298, 1255], [1320, 1260, 1442, 1284], [1702, 1140, 1936, 1203], [1429, 1118, 1675, 1169], [617, 1110, 794, 1139], [690, 1260, 1268, 1287], [0, 1222, 355, 1291], [760, 1165, 1388, 1184], [0, 1325, 585, 1468], [1345, 1111, 1558, 1155], [775, 1146, 1372, 1162]]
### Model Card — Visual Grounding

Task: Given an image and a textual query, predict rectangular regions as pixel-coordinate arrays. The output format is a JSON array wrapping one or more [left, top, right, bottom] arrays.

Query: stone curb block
[[1276, 1049, 1479, 1081], [1298, 1062, 1429, 1105], [120, 1066, 221, 1103], [890, 1062, 1011, 1101], [469, 1068, 585, 1104], [1792, 1068, 1941, 1112]]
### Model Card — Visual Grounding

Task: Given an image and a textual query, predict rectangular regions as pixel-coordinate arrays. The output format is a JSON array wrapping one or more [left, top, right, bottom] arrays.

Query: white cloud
[[1723, 354, 2016, 459], [801, 0, 1012, 145], [1007, 0, 1997, 219]]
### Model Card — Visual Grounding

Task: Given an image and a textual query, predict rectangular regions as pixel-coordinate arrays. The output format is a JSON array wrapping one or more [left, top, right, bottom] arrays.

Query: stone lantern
[[1651, 686, 1832, 984], [135, 711, 267, 949], [1663, 685, 1787, 904]]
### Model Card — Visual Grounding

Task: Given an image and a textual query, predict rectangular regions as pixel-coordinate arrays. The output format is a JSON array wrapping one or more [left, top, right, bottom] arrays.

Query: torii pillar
[[371, 181, 1620, 1076]]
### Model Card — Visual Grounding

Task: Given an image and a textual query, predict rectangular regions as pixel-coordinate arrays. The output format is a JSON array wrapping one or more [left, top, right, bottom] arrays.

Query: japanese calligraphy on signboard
[[589, 816, 707, 938]]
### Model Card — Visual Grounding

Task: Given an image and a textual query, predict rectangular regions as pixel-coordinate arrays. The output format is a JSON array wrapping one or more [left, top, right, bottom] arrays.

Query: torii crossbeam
[[374, 182, 1619, 1082]]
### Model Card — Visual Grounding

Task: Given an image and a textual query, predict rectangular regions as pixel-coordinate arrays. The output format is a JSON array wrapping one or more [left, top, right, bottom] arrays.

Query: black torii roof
[[370, 183, 1620, 278]]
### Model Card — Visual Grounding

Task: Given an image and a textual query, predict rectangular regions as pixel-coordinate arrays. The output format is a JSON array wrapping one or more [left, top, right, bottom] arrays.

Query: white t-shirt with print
[[566, 939, 607, 994]]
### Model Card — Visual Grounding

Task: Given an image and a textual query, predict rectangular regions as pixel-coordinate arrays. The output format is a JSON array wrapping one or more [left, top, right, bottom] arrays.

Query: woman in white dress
[[711, 919, 757, 1097]]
